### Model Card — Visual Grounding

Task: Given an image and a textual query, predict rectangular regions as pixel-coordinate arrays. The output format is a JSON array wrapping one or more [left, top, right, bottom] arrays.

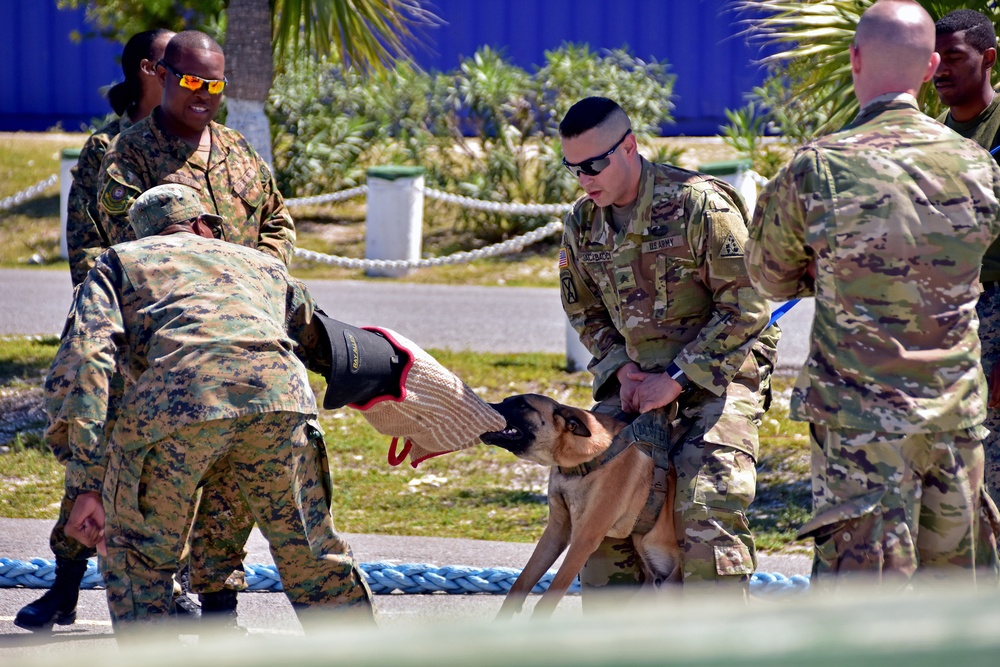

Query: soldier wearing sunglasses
[[94, 30, 295, 629], [97, 30, 294, 267], [557, 96, 779, 598]]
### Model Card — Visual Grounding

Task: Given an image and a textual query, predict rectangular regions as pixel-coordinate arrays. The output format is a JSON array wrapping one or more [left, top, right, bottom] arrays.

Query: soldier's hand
[[990, 363, 1000, 409], [616, 362, 644, 413], [624, 368, 683, 414], [66, 491, 106, 552]]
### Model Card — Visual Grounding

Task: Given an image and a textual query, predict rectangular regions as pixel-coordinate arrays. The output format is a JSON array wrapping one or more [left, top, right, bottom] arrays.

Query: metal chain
[[0, 175, 58, 213]]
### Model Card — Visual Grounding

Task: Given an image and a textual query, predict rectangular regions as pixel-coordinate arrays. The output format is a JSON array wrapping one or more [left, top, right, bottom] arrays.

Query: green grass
[[0, 336, 812, 550]]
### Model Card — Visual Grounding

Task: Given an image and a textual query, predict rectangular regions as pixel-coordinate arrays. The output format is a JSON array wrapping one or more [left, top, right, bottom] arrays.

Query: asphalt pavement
[[0, 268, 814, 368]]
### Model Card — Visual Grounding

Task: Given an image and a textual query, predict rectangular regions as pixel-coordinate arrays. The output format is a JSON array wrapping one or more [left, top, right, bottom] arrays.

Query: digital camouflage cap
[[128, 183, 223, 239]]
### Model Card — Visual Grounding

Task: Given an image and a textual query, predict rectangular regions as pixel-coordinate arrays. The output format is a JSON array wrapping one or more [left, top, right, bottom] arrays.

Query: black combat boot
[[199, 589, 243, 634], [14, 558, 88, 631]]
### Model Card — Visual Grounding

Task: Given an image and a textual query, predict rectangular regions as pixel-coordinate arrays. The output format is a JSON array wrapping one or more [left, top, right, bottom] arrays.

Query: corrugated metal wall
[[0, 0, 767, 135]]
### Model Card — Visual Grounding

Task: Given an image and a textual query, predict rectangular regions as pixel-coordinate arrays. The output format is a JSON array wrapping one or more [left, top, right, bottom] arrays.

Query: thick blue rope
[[0, 557, 810, 596]]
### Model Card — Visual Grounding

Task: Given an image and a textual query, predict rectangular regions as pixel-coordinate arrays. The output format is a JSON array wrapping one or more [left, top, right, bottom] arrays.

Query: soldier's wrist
[[666, 361, 690, 389]]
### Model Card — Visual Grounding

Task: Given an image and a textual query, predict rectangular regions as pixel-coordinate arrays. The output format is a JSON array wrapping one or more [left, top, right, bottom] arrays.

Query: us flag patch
[[558, 247, 568, 268]]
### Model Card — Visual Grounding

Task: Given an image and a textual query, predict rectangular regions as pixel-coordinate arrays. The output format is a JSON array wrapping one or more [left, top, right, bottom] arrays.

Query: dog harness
[[557, 408, 674, 536]]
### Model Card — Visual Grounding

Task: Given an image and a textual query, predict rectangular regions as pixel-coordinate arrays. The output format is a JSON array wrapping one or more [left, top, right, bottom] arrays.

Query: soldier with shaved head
[[747, 0, 1000, 586]]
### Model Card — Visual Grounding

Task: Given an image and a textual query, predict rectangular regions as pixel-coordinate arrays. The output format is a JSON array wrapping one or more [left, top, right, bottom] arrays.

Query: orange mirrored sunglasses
[[159, 61, 227, 95]]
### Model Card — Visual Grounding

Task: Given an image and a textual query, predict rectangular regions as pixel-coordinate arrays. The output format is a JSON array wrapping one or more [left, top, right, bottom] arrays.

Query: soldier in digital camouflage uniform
[[15, 29, 181, 633], [557, 96, 779, 597], [96, 30, 295, 617], [933, 9, 1000, 507], [746, 0, 1000, 586], [50, 184, 373, 631], [66, 28, 175, 287], [97, 30, 295, 264]]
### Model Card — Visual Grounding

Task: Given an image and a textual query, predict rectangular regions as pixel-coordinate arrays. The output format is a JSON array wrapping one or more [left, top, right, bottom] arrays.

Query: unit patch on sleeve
[[99, 179, 138, 216], [719, 232, 745, 258]]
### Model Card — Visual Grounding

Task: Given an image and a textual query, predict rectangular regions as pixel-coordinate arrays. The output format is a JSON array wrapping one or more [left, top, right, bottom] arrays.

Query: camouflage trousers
[[100, 410, 373, 626], [46, 371, 255, 593], [582, 386, 761, 599], [978, 287, 1000, 505], [799, 424, 999, 588]]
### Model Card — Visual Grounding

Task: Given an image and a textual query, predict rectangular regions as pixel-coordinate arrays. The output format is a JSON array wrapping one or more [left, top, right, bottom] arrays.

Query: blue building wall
[[0, 0, 767, 135]]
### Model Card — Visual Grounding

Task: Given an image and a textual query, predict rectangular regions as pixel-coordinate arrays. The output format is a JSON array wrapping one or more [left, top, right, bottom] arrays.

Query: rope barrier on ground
[[0, 557, 810, 597]]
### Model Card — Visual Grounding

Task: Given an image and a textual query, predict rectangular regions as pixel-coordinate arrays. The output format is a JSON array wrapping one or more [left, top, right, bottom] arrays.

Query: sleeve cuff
[[590, 347, 632, 401]]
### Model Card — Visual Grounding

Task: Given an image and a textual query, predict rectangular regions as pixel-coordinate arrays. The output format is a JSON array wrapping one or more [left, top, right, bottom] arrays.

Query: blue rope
[[0, 557, 810, 596]]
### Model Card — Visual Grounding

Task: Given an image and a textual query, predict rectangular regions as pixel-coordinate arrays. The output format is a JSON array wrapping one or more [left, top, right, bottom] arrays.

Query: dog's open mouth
[[480, 424, 523, 445]]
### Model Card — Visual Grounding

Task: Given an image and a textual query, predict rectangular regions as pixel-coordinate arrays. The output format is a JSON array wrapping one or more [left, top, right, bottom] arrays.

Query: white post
[[59, 148, 81, 260], [365, 166, 426, 278], [699, 159, 758, 217], [565, 318, 592, 373]]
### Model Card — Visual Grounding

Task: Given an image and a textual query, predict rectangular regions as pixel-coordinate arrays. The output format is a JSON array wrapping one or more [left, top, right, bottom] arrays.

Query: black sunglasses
[[563, 129, 632, 178]]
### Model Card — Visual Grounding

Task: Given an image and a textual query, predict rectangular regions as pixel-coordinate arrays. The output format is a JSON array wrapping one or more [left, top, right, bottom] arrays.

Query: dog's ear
[[556, 407, 592, 439]]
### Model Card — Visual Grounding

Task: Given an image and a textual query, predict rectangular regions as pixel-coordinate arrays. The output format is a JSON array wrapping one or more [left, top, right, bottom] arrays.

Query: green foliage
[[57, 0, 225, 43], [268, 44, 676, 244], [736, 0, 1000, 139]]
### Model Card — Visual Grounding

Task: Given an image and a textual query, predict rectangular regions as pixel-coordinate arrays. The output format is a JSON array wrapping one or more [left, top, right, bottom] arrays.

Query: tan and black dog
[[481, 394, 680, 619]]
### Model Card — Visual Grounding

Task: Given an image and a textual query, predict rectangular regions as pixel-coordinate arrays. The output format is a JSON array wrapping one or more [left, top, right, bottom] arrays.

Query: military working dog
[[480, 394, 680, 619]]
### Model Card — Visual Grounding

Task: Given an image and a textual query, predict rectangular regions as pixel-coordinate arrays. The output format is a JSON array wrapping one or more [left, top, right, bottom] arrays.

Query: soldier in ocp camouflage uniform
[[746, 0, 1000, 586], [51, 184, 373, 630], [96, 30, 295, 614], [557, 97, 779, 596]]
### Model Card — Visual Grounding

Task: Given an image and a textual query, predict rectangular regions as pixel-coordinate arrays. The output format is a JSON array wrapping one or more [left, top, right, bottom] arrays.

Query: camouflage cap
[[128, 183, 223, 239]]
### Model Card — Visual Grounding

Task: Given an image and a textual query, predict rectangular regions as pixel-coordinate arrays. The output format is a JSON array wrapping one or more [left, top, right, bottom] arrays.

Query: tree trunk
[[224, 0, 274, 165]]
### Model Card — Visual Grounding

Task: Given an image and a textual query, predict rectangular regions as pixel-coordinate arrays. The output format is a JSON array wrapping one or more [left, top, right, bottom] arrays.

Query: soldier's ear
[[191, 216, 216, 240]]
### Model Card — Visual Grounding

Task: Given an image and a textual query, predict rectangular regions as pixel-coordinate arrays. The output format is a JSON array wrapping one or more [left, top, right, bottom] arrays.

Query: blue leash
[[768, 298, 799, 328]]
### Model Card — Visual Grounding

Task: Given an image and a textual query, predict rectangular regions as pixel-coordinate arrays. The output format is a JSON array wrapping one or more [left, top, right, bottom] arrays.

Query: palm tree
[[226, 0, 435, 164], [736, 0, 1000, 135]]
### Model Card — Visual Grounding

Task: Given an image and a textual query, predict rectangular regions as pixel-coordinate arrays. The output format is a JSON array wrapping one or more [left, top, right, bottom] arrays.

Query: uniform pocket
[[797, 489, 887, 576], [305, 419, 333, 509]]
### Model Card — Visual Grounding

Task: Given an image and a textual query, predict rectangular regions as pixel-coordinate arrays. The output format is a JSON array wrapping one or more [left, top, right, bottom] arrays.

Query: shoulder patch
[[99, 179, 139, 216], [720, 232, 745, 258]]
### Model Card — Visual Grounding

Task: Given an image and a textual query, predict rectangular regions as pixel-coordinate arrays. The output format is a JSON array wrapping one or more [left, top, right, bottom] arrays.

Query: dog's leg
[[496, 508, 571, 620], [531, 508, 623, 619]]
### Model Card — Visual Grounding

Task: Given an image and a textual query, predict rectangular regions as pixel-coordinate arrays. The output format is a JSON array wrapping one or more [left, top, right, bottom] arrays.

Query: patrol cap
[[128, 183, 223, 239]]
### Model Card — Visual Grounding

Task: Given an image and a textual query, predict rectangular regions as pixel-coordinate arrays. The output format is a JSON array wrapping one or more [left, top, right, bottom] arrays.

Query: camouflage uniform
[[97, 111, 295, 265], [96, 111, 296, 594], [44, 115, 132, 566], [66, 116, 131, 287], [746, 92, 1000, 584], [46, 233, 373, 625], [560, 157, 779, 593], [939, 98, 1000, 505]]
